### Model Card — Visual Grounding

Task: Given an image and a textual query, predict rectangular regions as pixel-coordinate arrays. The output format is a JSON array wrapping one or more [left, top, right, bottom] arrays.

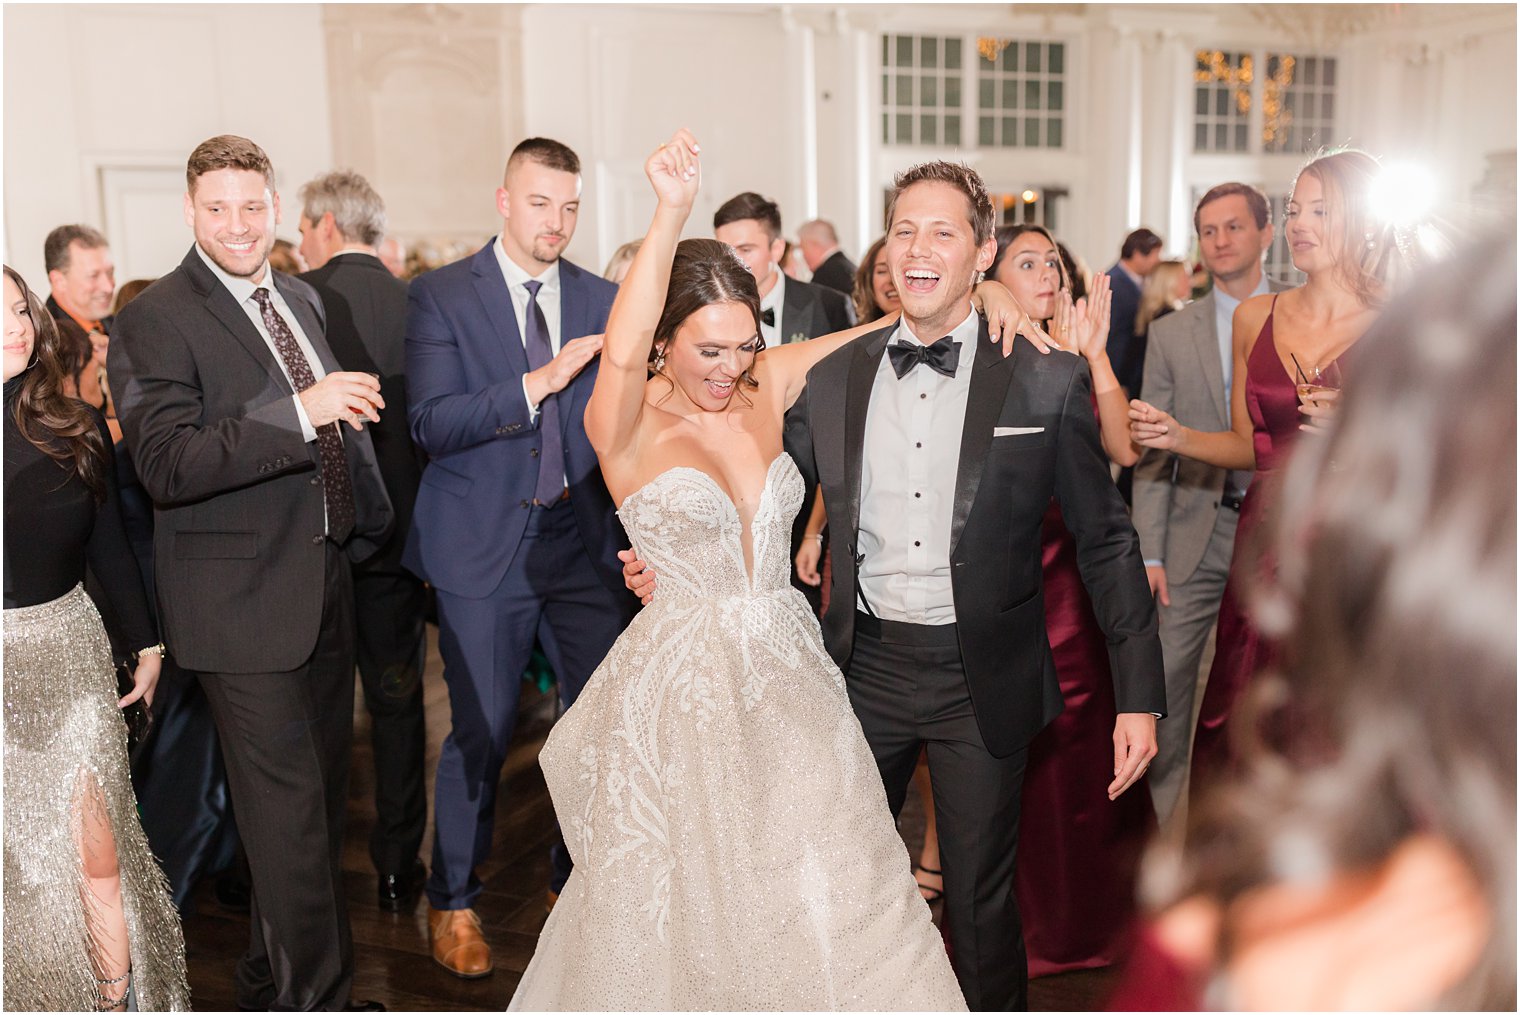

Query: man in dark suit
[[1133, 182, 1284, 829], [714, 192, 855, 613], [109, 134, 393, 1011], [1104, 226, 1163, 397], [404, 137, 635, 979], [798, 218, 857, 296], [297, 169, 429, 912], [793, 162, 1164, 1010]]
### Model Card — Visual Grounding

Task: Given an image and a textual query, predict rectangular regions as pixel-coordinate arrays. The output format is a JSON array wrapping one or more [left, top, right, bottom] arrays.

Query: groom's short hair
[[885, 161, 995, 246]]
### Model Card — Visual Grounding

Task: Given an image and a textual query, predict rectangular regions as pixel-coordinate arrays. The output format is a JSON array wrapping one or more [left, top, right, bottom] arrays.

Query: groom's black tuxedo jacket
[[788, 318, 1166, 757]]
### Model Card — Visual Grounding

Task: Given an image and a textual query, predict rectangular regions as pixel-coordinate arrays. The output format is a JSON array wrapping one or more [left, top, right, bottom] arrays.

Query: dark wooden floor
[[182, 623, 1117, 1011]]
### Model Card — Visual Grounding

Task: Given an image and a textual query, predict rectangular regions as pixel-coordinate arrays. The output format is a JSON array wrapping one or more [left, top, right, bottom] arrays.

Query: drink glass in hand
[[1292, 356, 1343, 408], [348, 371, 381, 425]]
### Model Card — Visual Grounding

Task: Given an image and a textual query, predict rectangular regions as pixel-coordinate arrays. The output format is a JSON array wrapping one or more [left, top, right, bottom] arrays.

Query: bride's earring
[[654, 345, 666, 372]]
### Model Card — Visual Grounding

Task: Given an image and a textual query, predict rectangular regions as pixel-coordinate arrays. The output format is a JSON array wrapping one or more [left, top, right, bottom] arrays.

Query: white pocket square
[[993, 426, 1045, 437]]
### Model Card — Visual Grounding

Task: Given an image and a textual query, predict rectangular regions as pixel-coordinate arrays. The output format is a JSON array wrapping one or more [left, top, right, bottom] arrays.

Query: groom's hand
[[618, 548, 657, 605], [1108, 712, 1158, 800]]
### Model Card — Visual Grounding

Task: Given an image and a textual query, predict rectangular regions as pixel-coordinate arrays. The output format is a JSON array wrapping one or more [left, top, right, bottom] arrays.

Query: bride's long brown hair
[[5, 264, 107, 501]]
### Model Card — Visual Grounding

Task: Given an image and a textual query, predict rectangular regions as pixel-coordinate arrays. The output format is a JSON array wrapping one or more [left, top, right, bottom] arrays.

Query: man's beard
[[530, 236, 566, 264]]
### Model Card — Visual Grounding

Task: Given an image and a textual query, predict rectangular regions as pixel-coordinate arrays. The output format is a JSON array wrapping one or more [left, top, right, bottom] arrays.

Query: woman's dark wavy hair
[[992, 224, 1071, 324], [650, 238, 765, 402], [5, 264, 107, 501], [851, 235, 890, 323], [1143, 232, 1517, 1008]]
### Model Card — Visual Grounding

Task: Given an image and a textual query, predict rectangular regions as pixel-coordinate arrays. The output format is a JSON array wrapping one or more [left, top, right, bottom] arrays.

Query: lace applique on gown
[[509, 454, 966, 1012]]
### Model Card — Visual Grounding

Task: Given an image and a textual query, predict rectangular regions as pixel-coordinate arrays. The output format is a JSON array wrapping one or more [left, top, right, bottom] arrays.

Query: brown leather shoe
[[428, 906, 493, 979], [545, 888, 559, 914]]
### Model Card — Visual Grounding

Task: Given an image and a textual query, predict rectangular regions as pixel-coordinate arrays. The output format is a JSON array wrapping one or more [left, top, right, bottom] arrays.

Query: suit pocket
[[420, 461, 473, 498], [990, 430, 1051, 450], [174, 530, 258, 560]]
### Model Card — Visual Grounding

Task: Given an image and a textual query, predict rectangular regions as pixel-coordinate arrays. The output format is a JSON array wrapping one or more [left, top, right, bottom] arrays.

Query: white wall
[[3, 3, 332, 288], [5, 3, 1513, 289]]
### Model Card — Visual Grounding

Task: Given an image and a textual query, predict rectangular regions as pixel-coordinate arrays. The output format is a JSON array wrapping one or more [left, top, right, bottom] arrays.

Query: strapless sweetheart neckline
[[618, 454, 791, 591]]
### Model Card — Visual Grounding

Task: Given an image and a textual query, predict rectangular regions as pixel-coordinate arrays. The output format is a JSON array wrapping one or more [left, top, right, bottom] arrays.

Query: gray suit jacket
[[1131, 281, 1285, 583], [109, 246, 393, 674]]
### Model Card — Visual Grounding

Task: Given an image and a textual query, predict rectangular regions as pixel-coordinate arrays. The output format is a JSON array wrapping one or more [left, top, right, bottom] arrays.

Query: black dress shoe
[[377, 857, 427, 911], [215, 872, 252, 912], [344, 1001, 386, 1011]]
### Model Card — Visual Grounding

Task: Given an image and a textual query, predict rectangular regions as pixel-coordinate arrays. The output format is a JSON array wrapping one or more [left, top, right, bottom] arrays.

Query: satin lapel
[[181, 249, 290, 391], [1190, 292, 1229, 421], [950, 320, 1016, 556], [469, 246, 531, 384], [843, 326, 893, 539]]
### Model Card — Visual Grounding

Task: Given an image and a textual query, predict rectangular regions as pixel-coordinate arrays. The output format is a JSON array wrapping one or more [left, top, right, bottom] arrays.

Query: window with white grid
[[1193, 50, 1252, 153], [1263, 54, 1338, 153], [976, 39, 1066, 149], [881, 34, 964, 146]]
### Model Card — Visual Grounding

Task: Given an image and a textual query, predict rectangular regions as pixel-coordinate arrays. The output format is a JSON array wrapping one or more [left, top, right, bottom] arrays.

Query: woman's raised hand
[[646, 129, 702, 210]]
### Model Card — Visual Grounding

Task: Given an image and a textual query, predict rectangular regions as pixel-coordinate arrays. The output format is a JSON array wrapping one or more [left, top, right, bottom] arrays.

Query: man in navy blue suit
[[403, 137, 634, 979], [1104, 226, 1163, 397]]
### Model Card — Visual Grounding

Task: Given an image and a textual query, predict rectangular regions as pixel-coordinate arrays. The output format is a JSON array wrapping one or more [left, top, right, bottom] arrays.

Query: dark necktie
[[761, 307, 776, 328], [888, 336, 960, 379], [251, 287, 355, 541], [522, 280, 565, 506]]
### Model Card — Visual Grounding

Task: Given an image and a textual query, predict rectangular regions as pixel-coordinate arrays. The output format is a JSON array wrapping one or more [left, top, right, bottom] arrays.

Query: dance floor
[[181, 623, 1117, 1011]]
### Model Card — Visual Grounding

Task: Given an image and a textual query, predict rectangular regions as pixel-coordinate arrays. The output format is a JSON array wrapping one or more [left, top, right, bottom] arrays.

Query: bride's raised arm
[[584, 129, 702, 468], [759, 279, 1056, 411]]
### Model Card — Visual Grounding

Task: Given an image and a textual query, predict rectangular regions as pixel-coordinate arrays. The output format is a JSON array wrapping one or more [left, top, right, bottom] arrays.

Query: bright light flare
[[1369, 162, 1438, 228]]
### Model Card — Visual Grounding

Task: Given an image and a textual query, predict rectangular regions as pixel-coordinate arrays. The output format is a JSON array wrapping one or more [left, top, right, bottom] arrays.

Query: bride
[[507, 130, 1032, 1011]]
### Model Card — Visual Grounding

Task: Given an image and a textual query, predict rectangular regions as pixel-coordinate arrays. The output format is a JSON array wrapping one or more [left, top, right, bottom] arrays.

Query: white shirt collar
[[1214, 271, 1271, 314], [759, 268, 784, 313], [493, 234, 560, 293], [896, 305, 979, 350], [195, 241, 271, 302]]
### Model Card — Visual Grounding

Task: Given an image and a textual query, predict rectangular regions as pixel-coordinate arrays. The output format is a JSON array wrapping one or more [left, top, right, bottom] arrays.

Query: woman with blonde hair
[[602, 239, 642, 284], [1129, 149, 1395, 791]]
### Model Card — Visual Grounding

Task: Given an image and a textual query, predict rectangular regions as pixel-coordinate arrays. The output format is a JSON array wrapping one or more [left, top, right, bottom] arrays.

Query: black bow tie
[[761, 307, 776, 328], [888, 337, 960, 379]]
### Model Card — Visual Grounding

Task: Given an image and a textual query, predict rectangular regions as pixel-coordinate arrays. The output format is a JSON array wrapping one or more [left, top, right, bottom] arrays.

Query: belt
[[1220, 488, 1246, 512], [531, 488, 571, 507], [854, 611, 960, 647]]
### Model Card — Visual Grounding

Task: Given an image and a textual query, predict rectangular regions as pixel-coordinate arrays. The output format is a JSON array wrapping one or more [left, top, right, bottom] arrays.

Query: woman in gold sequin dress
[[2, 265, 189, 1011]]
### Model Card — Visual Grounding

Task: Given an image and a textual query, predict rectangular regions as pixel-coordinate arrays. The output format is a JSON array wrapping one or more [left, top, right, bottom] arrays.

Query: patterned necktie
[[522, 280, 565, 506], [888, 336, 960, 379], [251, 287, 356, 541]]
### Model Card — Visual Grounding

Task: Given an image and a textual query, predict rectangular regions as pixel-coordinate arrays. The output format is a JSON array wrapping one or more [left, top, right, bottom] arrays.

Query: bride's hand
[[646, 129, 701, 211], [973, 280, 1053, 356]]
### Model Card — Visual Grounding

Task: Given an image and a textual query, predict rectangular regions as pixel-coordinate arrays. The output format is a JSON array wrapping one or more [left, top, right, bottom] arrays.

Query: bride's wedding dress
[[509, 453, 966, 1011]]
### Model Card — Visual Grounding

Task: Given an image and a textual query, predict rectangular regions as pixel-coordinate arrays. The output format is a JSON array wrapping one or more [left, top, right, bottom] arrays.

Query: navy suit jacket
[[1105, 263, 1143, 393], [401, 242, 625, 599]]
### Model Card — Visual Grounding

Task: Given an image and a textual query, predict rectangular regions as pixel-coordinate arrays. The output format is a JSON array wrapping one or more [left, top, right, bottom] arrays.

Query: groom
[[626, 160, 1164, 1009]]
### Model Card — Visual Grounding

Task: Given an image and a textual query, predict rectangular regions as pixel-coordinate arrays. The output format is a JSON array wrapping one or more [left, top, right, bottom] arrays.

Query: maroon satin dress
[[1189, 300, 1319, 784], [1014, 453, 1155, 975]]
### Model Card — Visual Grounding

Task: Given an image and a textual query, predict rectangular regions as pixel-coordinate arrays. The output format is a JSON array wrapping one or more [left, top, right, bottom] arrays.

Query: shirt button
[[919, 392, 927, 399], [311, 535, 323, 545], [914, 492, 921, 498], [915, 442, 922, 449], [913, 540, 921, 547], [529, 448, 540, 458]]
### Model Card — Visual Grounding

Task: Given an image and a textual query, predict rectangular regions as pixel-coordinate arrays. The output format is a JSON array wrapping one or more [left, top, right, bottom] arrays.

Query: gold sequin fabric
[[3, 585, 189, 1011], [510, 455, 967, 1011]]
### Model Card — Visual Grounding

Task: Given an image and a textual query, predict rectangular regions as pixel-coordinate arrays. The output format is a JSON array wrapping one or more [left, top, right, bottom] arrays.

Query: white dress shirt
[[1212, 273, 1272, 408], [195, 243, 322, 443], [856, 306, 980, 625], [758, 268, 784, 346]]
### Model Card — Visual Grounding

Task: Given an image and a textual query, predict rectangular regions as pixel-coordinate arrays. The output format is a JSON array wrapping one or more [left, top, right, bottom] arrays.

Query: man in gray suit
[[1132, 182, 1283, 828]]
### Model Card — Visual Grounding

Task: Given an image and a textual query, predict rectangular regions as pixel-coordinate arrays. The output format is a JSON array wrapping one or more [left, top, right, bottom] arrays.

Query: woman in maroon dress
[[989, 224, 1154, 974], [1129, 150, 1390, 793]]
